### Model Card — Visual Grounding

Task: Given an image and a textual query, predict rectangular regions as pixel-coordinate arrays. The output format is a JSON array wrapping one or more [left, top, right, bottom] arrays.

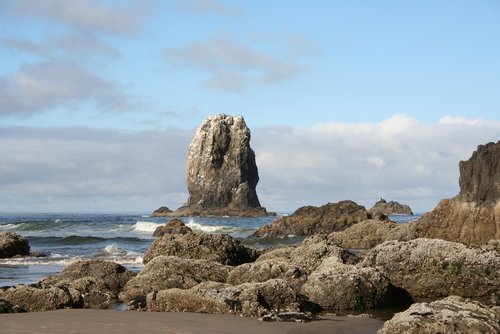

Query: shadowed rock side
[[378, 296, 500, 334], [154, 114, 268, 217], [0, 232, 30, 258], [368, 198, 413, 215], [252, 200, 376, 238], [406, 141, 500, 245]]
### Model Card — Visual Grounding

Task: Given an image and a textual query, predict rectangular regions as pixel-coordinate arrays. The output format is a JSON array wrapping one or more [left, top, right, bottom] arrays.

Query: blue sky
[[0, 0, 499, 213]]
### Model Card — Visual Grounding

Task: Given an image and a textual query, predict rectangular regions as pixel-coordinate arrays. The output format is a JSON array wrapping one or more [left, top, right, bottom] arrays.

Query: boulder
[[0, 285, 82, 312], [361, 238, 500, 305], [369, 198, 413, 215], [147, 279, 300, 318], [121, 255, 231, 307], [327, 219, 407, 249], [300, 256, 410, 310], [0, 232, 30, 258], [378, 296, 500, 334], [0, 299, 24, 313], [40, 260, 136, 293], [226, 259, 307, 292], [407, 141, 500, 245], [252, 200, 372, 238], [162, 114, 267, 217], [152, 219, 192, 237], [49, 277, 118, 309], [150, 206, 172, 217], [256, 235, 359, 273], [143, 232, 258, 265]]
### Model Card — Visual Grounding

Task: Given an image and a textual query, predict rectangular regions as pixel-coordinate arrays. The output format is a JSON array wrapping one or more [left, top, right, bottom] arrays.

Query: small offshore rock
[[0, 232, 30, 258], [368, 198, 413, 215], [378, 296, 500, 334], [153, 219, 192, 237], [150, 206, 173, 217]]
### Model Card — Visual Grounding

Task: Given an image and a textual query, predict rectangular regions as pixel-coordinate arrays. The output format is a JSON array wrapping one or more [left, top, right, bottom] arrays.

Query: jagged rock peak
[[175, 114, 267, 216], [458, 141, 500, 204], [369, 198, 413, 215]]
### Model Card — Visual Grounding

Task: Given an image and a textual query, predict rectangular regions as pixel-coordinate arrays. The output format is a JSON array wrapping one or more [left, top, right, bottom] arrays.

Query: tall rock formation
[[162, 114, 267, 216], [406, 141, 500, 245]]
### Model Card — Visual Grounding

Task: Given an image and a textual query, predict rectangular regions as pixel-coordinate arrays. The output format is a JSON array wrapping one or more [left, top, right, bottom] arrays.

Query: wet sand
[[0, 309, 384, 334]]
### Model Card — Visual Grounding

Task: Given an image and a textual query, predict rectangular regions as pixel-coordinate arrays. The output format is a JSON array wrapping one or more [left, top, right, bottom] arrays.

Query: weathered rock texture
[[121, 255, 231, 307], [152, 219, 192, 237], [39, 260, 136, 308], [0, 232, 30, 258], [361, 238, 500, 305], [0, 285, 82, 312], [406, 141, 500, 245], [147, 279, 300, 317], [164, 114, 267, 216], [327, 219, 407, 249], [378, 296, 500, 334], [369, 198, 413, 215], [150, 206, 172, 217], [143, 232, 258, 265], [252, 200, 373, 237]]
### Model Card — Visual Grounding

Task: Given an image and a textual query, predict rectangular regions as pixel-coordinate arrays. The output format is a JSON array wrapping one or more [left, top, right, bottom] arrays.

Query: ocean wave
[[28, 235, 148, 246], [132, 221, 163, 233], [186, 220, 254, 235]]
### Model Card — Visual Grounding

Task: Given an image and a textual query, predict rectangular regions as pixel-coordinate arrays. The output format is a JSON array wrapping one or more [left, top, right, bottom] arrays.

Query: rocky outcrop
[[0, 285, 82, 312], [256, 235, 359, 273], [369, 198, 413, 215], [378, 296, 500, 334], [407, 141, 500, 245], [121, 255, 231, 308], [147, 279, 300, 317], [40, 260, 135, 293], [301, 256, 411, 310], [0, 232, 30, 258], [361, 238, 500, 305], [327, 219, 407, 249], [252, 200, 373, 237], [143, 231, 258, 265], [159, 114, 268, 217], [152, 219, 192, 237], [39, 260, 136, 308], [0, 299, 24, 313]]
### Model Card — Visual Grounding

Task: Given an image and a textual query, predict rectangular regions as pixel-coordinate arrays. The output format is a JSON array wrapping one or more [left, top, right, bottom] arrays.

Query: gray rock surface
[[147, 279, 300, 317], [40, 260, 136, 293], [0, 285, 82, 312], [150, 206, 172, 217], [167, 114, 267, 217], [252, 200, 372, 237], [143, 232, 258, 265], [300, 256, 410, 310], [378, 296, 500, 334], [361, 238, 500, 305], [0, 232, 30, 258], [369, 198, 413, 215], [121, 255, 231, 307]]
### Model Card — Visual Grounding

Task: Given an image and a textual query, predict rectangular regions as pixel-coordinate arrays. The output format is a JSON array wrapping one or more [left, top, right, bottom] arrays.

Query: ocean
[[0, 213, 420, 287]]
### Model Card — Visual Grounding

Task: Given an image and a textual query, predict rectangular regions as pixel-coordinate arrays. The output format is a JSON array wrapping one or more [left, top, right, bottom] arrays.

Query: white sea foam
[[0, 224, 17, 230], [185, 219, 249, 235], [104, 243, 121, 255], [132, 221, 163, 233]]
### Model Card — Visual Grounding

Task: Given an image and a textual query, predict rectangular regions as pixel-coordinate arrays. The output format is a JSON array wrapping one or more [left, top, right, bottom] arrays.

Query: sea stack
[[156, 114, 267, 217]]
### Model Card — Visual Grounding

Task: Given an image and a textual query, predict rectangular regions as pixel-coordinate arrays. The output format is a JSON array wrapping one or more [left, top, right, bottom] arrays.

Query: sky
[[0, 0, 499, 213]]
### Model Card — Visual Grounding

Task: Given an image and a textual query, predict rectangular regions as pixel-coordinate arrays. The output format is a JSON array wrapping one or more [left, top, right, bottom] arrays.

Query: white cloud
[[1, 0, 150, 35], [1, 115, 499, 213], [0, 61, 132, 116], [164, 36, 301, 92]]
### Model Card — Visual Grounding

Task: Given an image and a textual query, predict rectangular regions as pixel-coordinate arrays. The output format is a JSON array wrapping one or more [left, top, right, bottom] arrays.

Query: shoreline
[[0, 309, 384, 334]]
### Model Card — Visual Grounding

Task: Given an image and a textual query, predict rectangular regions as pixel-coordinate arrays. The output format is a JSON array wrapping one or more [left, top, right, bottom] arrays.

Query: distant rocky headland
[[152, 114, 270, 217]]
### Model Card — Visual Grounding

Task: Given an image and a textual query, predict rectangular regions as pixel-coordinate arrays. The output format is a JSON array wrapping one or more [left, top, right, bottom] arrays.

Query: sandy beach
[[0, 309, 384, 334]]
